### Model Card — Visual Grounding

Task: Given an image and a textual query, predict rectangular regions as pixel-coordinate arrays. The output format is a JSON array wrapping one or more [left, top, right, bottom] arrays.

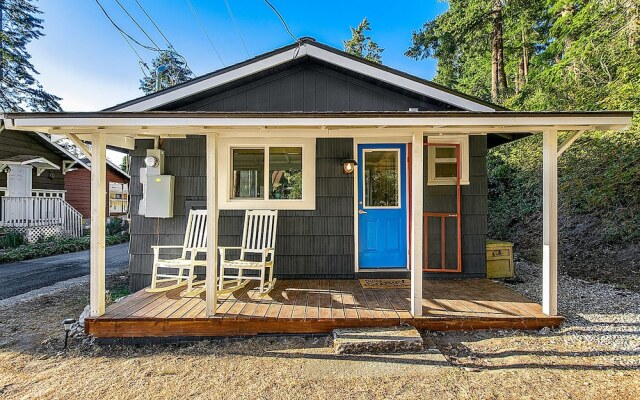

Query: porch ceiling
[[2, 110, 633, 150]]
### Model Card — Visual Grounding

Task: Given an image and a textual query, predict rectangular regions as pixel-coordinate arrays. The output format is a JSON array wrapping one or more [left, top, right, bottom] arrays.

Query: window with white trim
[[427, 135, 470, 185], [218, 137, 316, 210]]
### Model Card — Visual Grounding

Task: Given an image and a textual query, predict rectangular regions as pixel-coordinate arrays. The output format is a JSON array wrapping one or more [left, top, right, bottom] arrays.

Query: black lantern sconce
[[341, 158, 358, 174]]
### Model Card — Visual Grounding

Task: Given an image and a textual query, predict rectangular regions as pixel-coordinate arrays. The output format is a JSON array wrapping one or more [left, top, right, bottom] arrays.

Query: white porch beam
[[410, 132, 424, 316], [64, 132, 92, 161], [205, 133, 220, 316], [89, 132, 107, 317], [557, 130, 584, 157], [542, 130, 558, 316]]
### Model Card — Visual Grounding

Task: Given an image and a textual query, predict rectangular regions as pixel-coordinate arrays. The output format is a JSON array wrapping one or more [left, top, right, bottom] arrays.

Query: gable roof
[[106, 38, 501, 113]]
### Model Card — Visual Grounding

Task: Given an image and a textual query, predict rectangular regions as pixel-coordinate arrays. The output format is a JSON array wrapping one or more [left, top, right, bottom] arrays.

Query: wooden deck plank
[[85, 279, 565, 338], [339, 279, 359, 319], [290, 279, 309, 320], [318, 279, 333, 320], [305, 279, 320, 320]]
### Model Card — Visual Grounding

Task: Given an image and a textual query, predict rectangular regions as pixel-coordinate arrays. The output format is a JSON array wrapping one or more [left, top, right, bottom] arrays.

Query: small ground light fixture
[[62, 318, 76, 348]]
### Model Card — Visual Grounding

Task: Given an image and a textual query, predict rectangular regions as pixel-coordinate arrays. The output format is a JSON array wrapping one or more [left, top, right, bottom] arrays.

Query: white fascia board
[[304, 46, 494, 111], [6, 115, 632, 130], [113, 42, 494, 112], [115, 46, 308, 112]]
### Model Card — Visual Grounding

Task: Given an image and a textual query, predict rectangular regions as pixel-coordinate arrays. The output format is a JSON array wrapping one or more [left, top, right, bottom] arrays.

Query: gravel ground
[[0, 265, 638, 399], [506, 258, 640, 355]]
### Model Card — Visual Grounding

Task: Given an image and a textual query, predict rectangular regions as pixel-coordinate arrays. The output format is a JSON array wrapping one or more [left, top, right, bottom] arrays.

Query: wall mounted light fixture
[[342, 158, 357, 174]]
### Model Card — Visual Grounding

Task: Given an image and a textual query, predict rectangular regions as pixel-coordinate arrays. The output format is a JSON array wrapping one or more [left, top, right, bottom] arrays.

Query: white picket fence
[[0, 196, 83, 237]]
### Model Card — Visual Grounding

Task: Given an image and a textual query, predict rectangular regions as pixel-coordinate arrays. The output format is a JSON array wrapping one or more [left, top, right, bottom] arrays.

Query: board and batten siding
[[64, 167, 128, 219], [424, 135, 488, 277], [128, 137, 354, 291], [0, 130, 65, 191]]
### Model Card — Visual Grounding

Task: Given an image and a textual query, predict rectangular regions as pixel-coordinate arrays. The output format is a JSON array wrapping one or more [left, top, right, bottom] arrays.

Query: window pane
[[435, 162, 457, 178], [269, 147, 303, 199], [364, 150, 399, 207], [435, 146, 456, 159], [232, 148, 264, 198]]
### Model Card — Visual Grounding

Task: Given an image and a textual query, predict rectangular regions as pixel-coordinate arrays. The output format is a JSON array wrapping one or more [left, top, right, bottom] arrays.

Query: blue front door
[[357, 144, 408, 269]]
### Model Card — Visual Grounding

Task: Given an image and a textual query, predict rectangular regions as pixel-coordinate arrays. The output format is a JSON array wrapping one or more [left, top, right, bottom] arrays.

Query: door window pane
[[364, 150, 399, 207], [269, 147, 303, 199], [232, 148, 264, 198]]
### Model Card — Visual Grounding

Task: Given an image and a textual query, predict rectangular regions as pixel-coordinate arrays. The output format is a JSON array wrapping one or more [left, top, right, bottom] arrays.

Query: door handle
[[358, 210, 367, 214]]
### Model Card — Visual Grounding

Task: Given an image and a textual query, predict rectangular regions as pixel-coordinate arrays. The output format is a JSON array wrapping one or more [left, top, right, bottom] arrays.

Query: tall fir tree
[[343, 18, 384, 64], [0, 0, 62, 112], [139, 51, 194, 95]]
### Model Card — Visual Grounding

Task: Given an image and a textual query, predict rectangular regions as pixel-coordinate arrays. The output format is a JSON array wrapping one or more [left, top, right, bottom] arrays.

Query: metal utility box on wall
[[145, 175, 174, 218], [486, 239, 514, 278]]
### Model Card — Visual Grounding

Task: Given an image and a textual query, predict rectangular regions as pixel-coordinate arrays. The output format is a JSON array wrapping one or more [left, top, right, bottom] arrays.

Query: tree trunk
[[517, 26, 530, 94], [491, 0, 508, 103]]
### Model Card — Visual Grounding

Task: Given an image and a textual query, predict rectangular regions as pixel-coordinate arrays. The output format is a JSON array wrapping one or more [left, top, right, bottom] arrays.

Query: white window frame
[[217, 137, 316, 210], [427, 135, 470, 186]]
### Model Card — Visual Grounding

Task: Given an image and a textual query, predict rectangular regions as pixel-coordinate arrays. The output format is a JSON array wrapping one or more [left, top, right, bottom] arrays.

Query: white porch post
[[542, 130, 558, 316], [205, 133, 219, 316], [410, 132, 424, 316], [89, 132, 107, 317]]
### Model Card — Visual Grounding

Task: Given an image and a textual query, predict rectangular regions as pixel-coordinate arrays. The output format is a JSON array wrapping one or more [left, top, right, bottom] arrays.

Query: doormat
[[359, 279, 411, 289]]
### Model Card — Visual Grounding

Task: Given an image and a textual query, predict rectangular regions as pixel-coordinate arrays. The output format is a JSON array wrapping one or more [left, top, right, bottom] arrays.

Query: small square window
[[427, 136, 470, 186]]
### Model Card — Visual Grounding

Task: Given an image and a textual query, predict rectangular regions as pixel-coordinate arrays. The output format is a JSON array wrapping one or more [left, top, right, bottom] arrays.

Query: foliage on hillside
[[488, 125, 640, 244], [409, 0, 640, 255]]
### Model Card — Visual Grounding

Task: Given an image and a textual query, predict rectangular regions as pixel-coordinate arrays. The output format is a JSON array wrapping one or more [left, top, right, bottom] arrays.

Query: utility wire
[[185, 0, 226, 67], [131, 0, 194, 75], [263, 0, 298, 43], [113, 0, 162, 50], [95, 0, 159, 53], [133, 0, 177, 51], [223, 0, 250, 57]]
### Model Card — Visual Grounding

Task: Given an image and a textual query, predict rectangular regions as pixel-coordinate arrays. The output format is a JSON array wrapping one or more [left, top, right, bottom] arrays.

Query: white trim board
[[111, 42, 495, 112]]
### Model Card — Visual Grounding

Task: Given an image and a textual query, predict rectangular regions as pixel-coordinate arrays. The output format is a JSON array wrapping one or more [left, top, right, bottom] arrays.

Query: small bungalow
[[2, 38, 632, 337]]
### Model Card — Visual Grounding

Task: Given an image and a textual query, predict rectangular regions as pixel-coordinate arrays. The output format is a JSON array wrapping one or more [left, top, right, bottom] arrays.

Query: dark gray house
[[3, 39, 631, 336]]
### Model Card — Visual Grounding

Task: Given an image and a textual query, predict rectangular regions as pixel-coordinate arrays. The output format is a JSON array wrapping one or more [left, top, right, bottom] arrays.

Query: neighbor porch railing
[[0, 196, 83, 237]]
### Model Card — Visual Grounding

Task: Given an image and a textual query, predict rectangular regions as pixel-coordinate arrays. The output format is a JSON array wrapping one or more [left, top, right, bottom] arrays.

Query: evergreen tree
[[0, 0, 62, 112], [139, 51, 194, 95], [343, 18, 384, 64]]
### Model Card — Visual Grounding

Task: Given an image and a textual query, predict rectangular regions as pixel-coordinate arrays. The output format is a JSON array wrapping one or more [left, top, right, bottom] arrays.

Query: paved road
[[0, 243, 129, 300]]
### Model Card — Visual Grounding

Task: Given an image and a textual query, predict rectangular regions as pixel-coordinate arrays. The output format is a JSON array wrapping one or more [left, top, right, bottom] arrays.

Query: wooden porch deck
[[85, 279, 564, 338]]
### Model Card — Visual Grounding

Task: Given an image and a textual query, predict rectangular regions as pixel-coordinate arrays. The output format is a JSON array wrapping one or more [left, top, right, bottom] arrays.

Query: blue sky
[[29, 0, 447, 111]]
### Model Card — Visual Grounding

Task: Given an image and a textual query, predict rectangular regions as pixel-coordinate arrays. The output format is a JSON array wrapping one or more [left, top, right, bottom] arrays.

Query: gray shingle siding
[[129, 137, 355, 291]]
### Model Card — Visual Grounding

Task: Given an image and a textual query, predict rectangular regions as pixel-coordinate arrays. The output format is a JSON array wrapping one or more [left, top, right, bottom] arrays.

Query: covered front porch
[[2, 110, 632, 338], [85, 278, 563, 338]]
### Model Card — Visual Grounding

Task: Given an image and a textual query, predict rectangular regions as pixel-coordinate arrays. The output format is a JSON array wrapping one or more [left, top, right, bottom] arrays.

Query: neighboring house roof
[[105, 38, 502, 113], [78, 157, 130, 180]]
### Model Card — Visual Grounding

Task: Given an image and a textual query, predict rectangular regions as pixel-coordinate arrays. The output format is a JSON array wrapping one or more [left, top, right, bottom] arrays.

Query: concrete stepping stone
[[333, 326, 425, 355]]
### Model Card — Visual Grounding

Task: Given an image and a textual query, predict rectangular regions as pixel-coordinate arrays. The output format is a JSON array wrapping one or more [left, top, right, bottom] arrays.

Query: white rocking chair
[[218, 210, 278, 294], [147, 209, 207, 293]]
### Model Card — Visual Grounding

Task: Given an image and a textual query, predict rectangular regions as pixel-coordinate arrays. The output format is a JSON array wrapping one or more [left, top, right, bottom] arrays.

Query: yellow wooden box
[[486, 239, 514, 279]]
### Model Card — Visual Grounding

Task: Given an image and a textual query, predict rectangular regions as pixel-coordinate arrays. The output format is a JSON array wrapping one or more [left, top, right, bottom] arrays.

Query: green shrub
[[488, 121, 640, 243], [0, 233, 130, 263], [0, 231, 25, 249], [106, 218, 129, 236]]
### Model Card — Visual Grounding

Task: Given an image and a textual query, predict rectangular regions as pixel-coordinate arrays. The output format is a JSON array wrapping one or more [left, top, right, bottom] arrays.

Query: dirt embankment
[[505, 212, 640, 292]]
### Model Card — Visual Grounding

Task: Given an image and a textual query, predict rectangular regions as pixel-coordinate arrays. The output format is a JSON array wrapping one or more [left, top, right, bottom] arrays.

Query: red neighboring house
[[65, 159, 129, 219]]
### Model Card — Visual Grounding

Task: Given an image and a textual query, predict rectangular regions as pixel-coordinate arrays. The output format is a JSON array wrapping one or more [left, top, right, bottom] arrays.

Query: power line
[[131, 0, 194, 75], [133, 0, 177, 51], [185, 0, 226, 67], [263, 0, 298, 43], [95, 0, 159, 53], [223, 0, 250, 57], [113, 0, 162, 50]]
